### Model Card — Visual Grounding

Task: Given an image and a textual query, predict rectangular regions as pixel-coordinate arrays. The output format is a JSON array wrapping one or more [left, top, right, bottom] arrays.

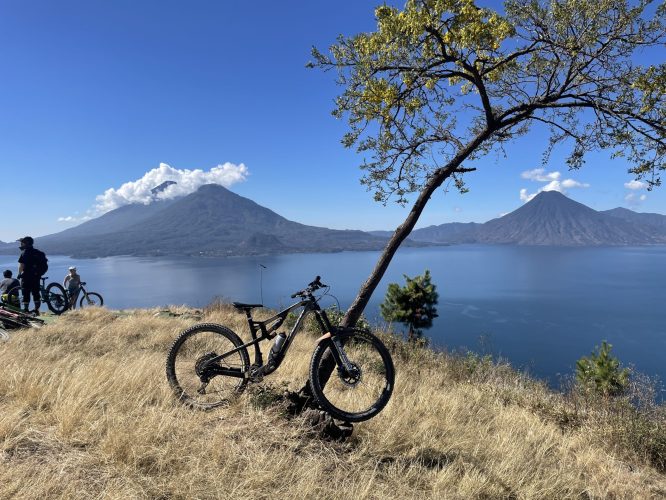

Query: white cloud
[[624, 180, 647, 190], [519, 168, 589, 203], [623, 179, 649, 207], [520, 188, 536, 203], [57, 162, 248, 223], [561, 179, 588, 189], [57, 215, 91, 223], [624, 192, 648, 206], [454, 207, 462, 213], [94, 162, 248, 215], [521, 168, 561, 182]]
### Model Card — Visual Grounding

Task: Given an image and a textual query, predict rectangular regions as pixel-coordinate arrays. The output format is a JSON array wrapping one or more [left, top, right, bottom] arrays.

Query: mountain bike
[[8, 280, 105, 314], [5, 277, 68, 314], [0, 302, 45, 331], [166, 276, 395, 422], [73, 282, 104, 309]]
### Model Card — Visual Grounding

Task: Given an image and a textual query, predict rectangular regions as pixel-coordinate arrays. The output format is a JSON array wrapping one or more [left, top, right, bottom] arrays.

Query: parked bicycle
[[166, 276, 395, 422], [6, 279, 104, 314], [72, 282, 104, 309], [4, 277, 68, 314], [0, 302, 45, 332]]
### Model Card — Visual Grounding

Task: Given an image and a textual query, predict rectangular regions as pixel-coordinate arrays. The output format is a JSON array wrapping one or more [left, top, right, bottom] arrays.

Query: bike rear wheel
[[45, 282, 68, 314], [309, 328, 394, 423], [166, 323, 250, 409], [79, 292, 103, 308]]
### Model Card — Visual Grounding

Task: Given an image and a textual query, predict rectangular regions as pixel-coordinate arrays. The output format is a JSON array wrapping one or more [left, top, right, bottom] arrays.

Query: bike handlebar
[[290, 276, 327, 298]]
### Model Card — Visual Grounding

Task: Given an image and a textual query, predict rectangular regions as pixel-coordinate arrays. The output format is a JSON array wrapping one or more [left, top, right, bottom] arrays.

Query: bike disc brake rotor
[[337, 362, 362, 387]]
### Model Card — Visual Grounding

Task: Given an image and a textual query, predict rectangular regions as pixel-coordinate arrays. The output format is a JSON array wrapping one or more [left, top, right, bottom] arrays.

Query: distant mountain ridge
[[601, 207, 666, 231], [403, 191, 666, 246], [2, 188, 665, 258], [5, 184, 394, 258]]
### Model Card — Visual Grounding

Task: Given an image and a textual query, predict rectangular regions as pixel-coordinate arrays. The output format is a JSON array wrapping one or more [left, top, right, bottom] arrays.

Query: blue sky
[[0, 0, 663, 242]]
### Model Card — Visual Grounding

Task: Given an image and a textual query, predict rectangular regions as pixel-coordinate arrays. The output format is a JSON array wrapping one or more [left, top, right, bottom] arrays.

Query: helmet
[[68, 266, 77, 271], [18, 236, 34, 246]]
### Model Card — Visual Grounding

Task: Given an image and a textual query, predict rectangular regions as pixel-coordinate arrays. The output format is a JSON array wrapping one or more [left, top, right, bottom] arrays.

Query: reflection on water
[[2, 245, 665, 387]]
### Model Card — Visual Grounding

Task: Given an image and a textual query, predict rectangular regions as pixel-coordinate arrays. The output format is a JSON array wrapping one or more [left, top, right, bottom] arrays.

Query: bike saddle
[[232, 302, 264, 311]]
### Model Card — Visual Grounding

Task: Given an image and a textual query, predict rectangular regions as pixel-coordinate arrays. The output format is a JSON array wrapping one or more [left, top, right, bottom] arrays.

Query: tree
[[380, 270, 439, 341], [309, 0, 666, 328], [576, 341, 630, 396]]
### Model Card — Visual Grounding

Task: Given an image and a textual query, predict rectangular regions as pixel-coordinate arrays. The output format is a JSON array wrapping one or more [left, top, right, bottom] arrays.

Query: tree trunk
[[408, 325, 415, 342], [341, 129, 492, 328], [299, 129, 493, 399]]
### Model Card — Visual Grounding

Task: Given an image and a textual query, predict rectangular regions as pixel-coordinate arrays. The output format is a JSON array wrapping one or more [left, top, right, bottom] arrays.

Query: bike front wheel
[[45, 283, 68, 314], [79, 292, 103, 308], [166, 323, 250, 409], [309, 328, 394, 423]]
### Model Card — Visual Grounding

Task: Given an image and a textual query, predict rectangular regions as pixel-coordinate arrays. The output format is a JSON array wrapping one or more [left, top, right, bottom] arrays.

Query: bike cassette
[[195, 351, 218, 382]]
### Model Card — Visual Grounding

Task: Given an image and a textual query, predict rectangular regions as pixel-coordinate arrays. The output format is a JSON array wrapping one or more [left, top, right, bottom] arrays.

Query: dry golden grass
[[1, 306, 665, 499]]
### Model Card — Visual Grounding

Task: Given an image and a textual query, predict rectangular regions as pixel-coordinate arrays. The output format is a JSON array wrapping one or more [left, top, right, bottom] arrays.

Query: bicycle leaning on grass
[[165, 276, 395, 422]]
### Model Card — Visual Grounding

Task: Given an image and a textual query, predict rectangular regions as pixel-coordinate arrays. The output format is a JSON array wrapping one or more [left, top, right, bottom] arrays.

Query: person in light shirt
[[63, 266, 82, 310]]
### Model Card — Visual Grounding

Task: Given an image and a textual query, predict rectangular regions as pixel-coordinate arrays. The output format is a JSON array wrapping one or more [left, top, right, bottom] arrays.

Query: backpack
[[32, 250, 48, 277]]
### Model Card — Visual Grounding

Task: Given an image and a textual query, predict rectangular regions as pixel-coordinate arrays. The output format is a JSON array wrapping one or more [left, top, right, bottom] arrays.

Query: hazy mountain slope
[[4, 186, 666, 258], [42, 198, 178, 240], [29, 184, 390, 257], [409, 222, 481, 243], [602, 207, 666, 231], [477, 191, 664, 245], [396, 192, 666, 246]]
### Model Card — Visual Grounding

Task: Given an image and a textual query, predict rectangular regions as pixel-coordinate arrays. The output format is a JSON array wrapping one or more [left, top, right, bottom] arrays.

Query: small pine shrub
[[380, 270, 438, 342], [576, 340, 630, 397]]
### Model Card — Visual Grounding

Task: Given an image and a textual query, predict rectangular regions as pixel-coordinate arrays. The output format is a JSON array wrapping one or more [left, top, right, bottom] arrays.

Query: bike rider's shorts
[[20, 277, 40, 303], [68, 286, 81, 302]]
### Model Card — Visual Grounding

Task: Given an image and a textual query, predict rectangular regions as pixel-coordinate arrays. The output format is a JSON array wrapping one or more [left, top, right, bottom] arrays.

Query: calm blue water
[[2, 245, 665, 388]]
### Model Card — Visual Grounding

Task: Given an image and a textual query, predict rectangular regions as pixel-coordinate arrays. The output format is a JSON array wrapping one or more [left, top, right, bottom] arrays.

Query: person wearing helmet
[[17, 236, 48, 315], [63, 266, 81, 310]]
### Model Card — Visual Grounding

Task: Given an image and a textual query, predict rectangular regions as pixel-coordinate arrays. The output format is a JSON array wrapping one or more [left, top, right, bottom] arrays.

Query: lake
[[2, 245, 665, 388]]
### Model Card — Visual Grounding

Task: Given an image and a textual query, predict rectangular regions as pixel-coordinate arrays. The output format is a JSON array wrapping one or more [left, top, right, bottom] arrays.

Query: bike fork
[[329, 337, 355, 374]]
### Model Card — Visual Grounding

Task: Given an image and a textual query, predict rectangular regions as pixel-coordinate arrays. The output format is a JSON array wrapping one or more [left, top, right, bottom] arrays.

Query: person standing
[[17, 236, 48, 315], [63, 266, 81, 309]]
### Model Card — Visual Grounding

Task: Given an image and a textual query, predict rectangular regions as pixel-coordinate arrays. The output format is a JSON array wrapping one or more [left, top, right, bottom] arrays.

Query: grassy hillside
[[1, 306, 665, 499]]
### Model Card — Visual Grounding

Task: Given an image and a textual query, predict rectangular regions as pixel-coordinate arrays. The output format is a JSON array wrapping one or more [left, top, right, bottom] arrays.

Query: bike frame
[[69, 284, 87, 300], [39, 277, 49, 303], [207, 295, 336, 379]]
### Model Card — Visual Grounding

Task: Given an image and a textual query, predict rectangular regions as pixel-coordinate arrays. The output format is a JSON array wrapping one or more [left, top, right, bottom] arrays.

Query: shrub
[[576, 340, 630, 397], [380, 270, 438, 342]]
